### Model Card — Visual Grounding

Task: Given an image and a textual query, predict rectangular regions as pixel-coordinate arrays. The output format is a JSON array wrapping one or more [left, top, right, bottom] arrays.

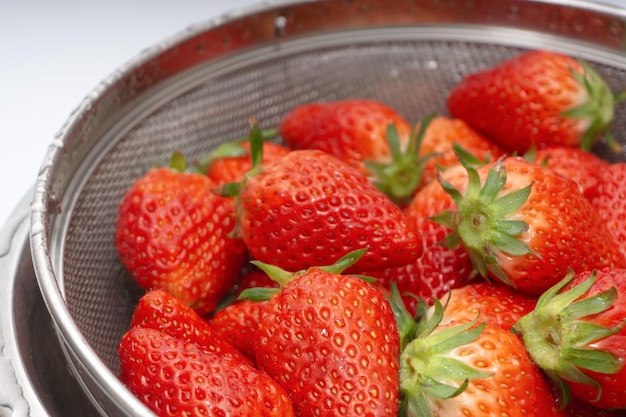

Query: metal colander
[[30, 0, 626, 415]]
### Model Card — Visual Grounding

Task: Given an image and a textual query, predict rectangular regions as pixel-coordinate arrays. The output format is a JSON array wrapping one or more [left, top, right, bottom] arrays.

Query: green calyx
[[432, 149, 533, 285], [194, 122, 278, 175], [365, 114, 438, 206], [399, 298, 491, 417], [512, 270, 625, 405], [238, 248, 368, 302], [563, 60, 626, 152]]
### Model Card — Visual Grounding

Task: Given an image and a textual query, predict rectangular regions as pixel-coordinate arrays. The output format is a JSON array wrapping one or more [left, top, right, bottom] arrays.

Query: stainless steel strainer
[[29, 0, 626, 415]]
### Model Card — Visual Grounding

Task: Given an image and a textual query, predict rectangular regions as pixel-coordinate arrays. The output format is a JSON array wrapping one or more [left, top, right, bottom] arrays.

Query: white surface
[[1, 0, 625, 228], [0, 0, 262, 228]]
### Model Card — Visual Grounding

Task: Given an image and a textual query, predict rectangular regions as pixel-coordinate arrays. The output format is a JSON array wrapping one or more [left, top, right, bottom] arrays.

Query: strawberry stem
[[365, 114, 437, 206], [433, 154, 533, 285], [400, 298, 491, 417], [513, 270, 625, 404], [561, 60, 620, 152]]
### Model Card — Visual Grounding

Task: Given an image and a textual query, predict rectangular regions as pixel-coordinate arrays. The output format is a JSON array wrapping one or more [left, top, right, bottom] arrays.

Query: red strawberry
[[514, 268, 626, 409], [208, 299, 265, 364], [280, 99, 432, 205], [532, 146, 610, 198], [588, 162, 626, 259], [432, 155, 625, 295], [279, 99, 412, 177], [252, 251, 401, 417], [118, 326, 295, 416], [448, 50, 622, 153], [435, 281, 537, 331], [208, 270, 279, 363], [368, 216, 474, 315], [230, 125, 422, 273], [417, 116, 506, 188], [400, 299, 563, 417], [204, 140, 290, 186], [130, 289, 249, 364], [114, 155, 247, 315]]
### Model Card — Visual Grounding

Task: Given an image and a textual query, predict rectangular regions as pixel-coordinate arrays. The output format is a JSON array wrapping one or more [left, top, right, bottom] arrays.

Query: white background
[[1, 0, 625, 227]]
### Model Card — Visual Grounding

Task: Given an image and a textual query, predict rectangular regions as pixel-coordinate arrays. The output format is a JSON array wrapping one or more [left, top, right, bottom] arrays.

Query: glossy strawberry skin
[[430, 157, 625, 295], [118, 326, 295, 417], [408, 323, 563, 417], [115, 167, 247, 315], [418, 116, 506, 187], [254, 268, 400, 417], [236, 149, 422, 273], [208, 270, 279, 364], [279, 99, 412, 176], [448, 50, 595, 153], [130, 289, 250, 364], [207, 141, 290, 186], [588, 162, 626, 259], [436, 281, 537, 331], [491, 157, 625, 293], [534, 146, 609, 198], [368, 218, 474, 315]]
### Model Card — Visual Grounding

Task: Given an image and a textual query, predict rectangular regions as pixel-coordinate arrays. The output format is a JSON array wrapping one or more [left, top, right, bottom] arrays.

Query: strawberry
[[400, 299, 563, 417], [436, 280, 537, 331], [228, 124, 422, 273], [588, 162, 626, 259], [251, 250, 401, 417], [514, 268, 626, 409], [203, 140, 290, 186], [279, 99, 412, 177], [448, 50, 623, 153], [432, 154, 625, 295], [531, 145, 610, 198], [367, 216, 475, 315], [417, 116, 506, 188], [114, 153, 247, 315], [118, 326, 295, 416], [280, 99, 431, 205], [208, 270, 279, 363], [129, 289, 249, 364]]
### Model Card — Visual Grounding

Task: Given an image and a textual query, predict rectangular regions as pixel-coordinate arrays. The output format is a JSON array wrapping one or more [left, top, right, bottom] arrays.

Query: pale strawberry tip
[[399, 297, 490, 417], [513, 270, 624, 405]]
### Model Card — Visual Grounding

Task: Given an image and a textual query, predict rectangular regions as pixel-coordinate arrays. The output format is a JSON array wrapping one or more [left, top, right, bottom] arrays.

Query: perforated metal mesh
[[46, 14, 626, 393]]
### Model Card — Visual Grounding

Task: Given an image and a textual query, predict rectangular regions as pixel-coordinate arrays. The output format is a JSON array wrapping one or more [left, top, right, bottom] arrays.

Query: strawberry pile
[[114, 50, 626, 416]]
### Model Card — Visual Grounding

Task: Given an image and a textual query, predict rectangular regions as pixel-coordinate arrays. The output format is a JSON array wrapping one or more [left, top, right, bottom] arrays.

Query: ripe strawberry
[[367, 216, 474, 315], [229, 125, 422, 273], [208, 270, 279, 363], [433, 154, 625, 295], [118, 326, 295, 416], [252, 250, 401, 416], [417, 116, 506, 188], [204, 140, 290, 186], [588, 162, 626, 259], [514, 268, 626, 409], [114, 154, 247, 315], [448, 50, 622, 153], [280, 99, 431, 205], [531, 146, 610, 198], [130, 289, 249, 364], [279, 99, 412, 177], [435, 281, 537, 331], [400, 299, 563, 417]]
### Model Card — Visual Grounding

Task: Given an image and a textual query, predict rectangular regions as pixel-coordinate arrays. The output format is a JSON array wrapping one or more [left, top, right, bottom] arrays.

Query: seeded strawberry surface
[[237, 149, 421, 273], [254, 269, 400, 417]]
